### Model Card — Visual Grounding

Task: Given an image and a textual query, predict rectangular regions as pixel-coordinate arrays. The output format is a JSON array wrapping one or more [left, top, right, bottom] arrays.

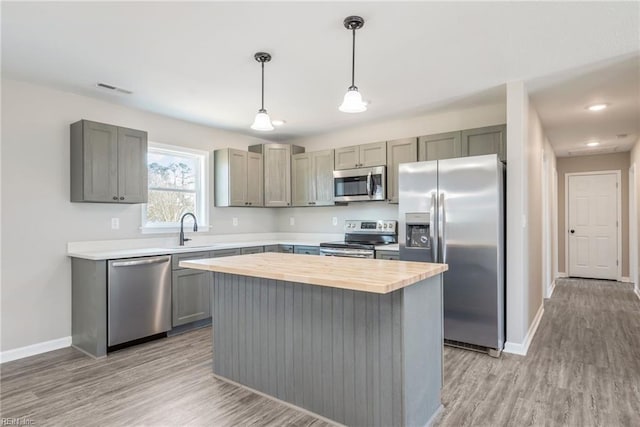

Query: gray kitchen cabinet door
[[263, 144, 292, 207], [293, 245, 320, 255], [211, 248, 242, 258], [292, 153, 312, 206], [279, 245, 294, 253], [386, 138, 417, 203], [375, 250, 400, 260], [117, 127, 148, 203], [418, 131, 461, 161], [171, 251, 211, 270], [246, 151, 264, 206], [229, 149, 248, 206], [460, 125, 506, 160], [334, 145, 359, 170], [241, 246, 264, 255], [71, 120, 147, 203], [312, 149, 335, 206], [264, 245, 280, 253], [172, 269, 211, 327], [359, 141, 387, 167], [71, 120, 118, 202]]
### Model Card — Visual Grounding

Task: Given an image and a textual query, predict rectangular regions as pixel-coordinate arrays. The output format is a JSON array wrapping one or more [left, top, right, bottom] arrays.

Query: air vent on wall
[[96, 82, 133, 95]]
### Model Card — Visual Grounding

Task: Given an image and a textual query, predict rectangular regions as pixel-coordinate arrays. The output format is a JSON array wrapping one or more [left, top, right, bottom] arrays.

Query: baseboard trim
[[503, 304, 544, 356], [620, 276, 631, 283], [546, 279, 556, 299], [635, 287, 640, 301], [0, 336, 71, 364], [557, 272, 568, 278]]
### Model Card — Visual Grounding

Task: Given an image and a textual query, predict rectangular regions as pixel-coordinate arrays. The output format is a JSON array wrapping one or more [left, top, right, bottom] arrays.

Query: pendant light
[[339, 16, 367, 113], [251, 52, 274, 131]]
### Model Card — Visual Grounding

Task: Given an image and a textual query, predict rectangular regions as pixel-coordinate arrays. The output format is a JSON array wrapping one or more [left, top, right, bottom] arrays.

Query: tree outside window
[[143, 144, 207, 228]]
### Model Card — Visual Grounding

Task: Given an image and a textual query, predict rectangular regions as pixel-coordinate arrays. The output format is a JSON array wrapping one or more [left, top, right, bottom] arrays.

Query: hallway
[[435, 278, 640, 426]]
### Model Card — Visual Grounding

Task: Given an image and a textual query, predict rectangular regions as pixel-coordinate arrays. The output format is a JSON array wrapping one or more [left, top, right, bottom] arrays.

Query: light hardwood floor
[[1, 278, 638, 426]]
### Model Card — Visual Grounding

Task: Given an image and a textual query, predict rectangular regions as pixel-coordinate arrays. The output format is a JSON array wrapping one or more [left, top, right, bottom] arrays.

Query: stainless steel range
[[320, 220, 398, 258]]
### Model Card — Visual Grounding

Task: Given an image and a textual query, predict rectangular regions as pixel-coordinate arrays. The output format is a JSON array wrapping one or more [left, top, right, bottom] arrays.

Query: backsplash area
[[275, 202, 399, 233]]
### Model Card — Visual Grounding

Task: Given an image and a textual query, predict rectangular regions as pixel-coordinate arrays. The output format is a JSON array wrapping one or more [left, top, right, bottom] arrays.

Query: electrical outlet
[[332, 217, 338, 226], [289, 217, 295, 226], [232, 217, 238, 227], [111, 218, 120, 230]]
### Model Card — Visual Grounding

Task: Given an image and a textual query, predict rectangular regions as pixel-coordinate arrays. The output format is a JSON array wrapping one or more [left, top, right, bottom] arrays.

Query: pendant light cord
[[351, 28, 356, 88], [261, 61, 265, 111]]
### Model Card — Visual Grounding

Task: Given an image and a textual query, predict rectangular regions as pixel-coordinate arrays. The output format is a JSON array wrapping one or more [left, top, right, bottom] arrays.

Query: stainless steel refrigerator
[[399, 154, 505, 355]]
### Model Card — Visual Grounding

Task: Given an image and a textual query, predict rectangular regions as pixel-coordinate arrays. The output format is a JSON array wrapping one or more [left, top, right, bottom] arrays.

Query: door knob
[[570, 229, 575, 234]]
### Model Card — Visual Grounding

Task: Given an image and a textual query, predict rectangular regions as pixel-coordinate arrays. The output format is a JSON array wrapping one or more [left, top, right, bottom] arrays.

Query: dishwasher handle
[[111, 256, 171, 268]]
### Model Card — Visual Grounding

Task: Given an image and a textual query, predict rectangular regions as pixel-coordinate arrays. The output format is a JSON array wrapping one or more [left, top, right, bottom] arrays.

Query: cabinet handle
[[119, 196, 124, 200], [245, 202, 248, 205], [112, 196, 118, 200], [248, 202, 252, 206]]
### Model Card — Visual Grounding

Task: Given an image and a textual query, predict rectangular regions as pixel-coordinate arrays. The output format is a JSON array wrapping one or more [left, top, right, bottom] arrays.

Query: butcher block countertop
[[180, 252, 447, 294]]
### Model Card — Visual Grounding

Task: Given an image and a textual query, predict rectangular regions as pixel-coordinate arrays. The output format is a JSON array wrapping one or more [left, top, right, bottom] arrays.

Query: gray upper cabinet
[[249, 143, 304, 207], [460, 125, 506, 161], [292, 149, 335, 206], [70, 120, 147, 203], [214, 148, 263, 207], [334, 141, 386, 170], [386, 138, 418, 203], [418, 131, 461, 161]]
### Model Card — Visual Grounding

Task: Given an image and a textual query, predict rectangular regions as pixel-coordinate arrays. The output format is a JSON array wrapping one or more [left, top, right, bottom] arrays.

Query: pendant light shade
[[250, 52, 274, 131], [339, 16, 367, 113]]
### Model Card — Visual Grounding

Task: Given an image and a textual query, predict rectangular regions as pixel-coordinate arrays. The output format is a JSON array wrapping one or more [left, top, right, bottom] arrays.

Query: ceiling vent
[[567, 146, 619, 156], [96, 82, 133, 95]]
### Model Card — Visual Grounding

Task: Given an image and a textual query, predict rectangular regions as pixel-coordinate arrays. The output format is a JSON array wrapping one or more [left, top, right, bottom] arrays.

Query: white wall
[[0, 78, 276, 352], [631, 138, 640, 293]]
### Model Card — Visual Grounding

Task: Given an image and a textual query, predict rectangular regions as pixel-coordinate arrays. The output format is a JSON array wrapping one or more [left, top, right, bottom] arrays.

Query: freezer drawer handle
[[111, 256, 170, 267]]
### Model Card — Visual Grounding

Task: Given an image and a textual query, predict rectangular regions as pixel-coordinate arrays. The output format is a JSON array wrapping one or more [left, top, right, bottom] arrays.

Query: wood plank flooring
[[1, 278, 638, 426]]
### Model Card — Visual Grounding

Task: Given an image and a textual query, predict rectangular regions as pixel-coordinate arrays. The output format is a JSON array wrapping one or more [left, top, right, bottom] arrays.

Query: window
[[142, 142, 208, 232]]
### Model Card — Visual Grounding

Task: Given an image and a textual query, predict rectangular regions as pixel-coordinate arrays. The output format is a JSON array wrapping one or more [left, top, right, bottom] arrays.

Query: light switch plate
[[111, 218, 119, 230], [289, 217, 295, 226], [232, 217, 238, 226], [332, 217, 338, 226]]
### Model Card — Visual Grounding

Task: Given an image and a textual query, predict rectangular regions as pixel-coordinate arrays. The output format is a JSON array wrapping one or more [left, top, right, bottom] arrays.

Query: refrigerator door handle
[[439, 192, 446, 263], [430, 192, 437, 262]]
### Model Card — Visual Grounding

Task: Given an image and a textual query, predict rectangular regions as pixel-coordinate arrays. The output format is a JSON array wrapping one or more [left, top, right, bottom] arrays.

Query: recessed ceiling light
[[271, 119, 286, 126], [586, 103, 608, 112], [586, 141, 600, 147]]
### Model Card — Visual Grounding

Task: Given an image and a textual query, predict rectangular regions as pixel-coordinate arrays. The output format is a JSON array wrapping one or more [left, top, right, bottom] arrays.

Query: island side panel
[[71, 258, 107, 357], [402, 274, 444, 426], [211, 272, 406, 426]]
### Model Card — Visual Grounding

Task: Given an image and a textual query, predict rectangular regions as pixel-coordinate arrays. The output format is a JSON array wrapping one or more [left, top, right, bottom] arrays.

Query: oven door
[[334, 166, 386, 202], [319, 247, 375, 259]]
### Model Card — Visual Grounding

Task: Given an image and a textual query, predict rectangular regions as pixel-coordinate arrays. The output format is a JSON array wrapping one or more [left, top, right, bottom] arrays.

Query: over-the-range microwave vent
[[96, 82, 133, 95]]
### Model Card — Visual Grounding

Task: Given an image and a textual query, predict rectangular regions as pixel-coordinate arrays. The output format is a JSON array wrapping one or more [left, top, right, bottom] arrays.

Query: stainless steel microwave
[[333, 166, 386, 202]]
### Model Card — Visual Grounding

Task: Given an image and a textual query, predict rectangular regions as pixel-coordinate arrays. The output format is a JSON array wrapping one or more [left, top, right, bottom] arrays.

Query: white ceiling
[[2, 2, 639, 145]]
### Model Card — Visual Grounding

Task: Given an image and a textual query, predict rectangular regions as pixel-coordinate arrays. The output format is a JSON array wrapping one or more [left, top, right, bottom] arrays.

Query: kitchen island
[[181, 253, 447, 427]]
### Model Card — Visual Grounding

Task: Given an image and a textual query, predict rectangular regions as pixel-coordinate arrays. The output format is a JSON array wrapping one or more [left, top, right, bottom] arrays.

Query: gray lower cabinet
[[172, 268, 211, 327], [279, 245, 294, 253], [461, 124, 506, 161], [376, 250, 400, 260], [264, 244, 280, 253], [294, 245, 320, 255], [171, 251, 212, 327], [386, 138, 418, 203], [292, 149, 335, 206], [70, 120, 147, 203], [241, 246, 264, 255], [211, 248, 242, 258], [418, 131, 461, 161]]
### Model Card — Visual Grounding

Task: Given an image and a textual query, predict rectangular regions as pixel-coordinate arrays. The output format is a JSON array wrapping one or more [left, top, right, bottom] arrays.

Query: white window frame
[[141, 142, 210, 234]]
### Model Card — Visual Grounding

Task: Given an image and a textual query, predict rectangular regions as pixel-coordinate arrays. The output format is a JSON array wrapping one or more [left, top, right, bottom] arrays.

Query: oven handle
[[320, 248, 373, 257]]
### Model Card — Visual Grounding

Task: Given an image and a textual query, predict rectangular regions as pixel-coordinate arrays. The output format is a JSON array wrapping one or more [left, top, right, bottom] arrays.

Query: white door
[[568, 173, 619, 280]]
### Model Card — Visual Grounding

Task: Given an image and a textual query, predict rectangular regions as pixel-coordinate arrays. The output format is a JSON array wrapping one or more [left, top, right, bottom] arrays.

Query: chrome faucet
[[179, 212, 198, 246]]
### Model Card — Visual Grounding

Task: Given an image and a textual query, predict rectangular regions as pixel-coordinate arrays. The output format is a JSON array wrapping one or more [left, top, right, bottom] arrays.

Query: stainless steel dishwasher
[[107, 255, 172, 346]]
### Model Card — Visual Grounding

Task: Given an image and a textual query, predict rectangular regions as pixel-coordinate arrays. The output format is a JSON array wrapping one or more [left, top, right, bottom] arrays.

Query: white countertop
[[67, 233, 400, 260]]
